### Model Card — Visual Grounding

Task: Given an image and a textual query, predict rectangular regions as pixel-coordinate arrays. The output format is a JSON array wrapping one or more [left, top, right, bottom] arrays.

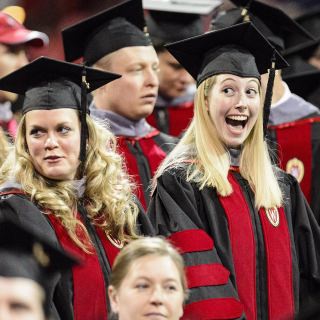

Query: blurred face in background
[[157, 50, 195, 100], [0, 43, 28, 102], [108, 254, 184, 320], [308, 46, 320, 70], [0, 277, 45, 320]]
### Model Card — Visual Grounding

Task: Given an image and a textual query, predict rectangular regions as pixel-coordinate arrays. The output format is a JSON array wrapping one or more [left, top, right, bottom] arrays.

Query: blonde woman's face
[[207, 74, 261, 148], [0, 277, 45, 320], [108, 255, 184, 320], [25, 108, 81, 181]]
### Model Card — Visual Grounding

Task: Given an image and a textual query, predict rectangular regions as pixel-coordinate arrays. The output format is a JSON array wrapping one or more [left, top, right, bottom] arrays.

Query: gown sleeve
[[135, 196, 155, 236], [288, 175, 320, 319], [147, 170, 246, 320]]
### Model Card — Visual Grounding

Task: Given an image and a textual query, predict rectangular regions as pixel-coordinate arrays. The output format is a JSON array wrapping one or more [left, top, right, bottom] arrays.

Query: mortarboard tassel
[[263, 50, 276, 138], [79, 64, 90, 177]]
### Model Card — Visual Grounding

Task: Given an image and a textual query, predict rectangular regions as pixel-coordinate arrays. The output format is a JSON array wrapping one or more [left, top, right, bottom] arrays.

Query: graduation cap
[[165, 22, 289, 136], [211, 0, 315, 55], [143, 0, 221, 48], [282, 55, 320, 100], [283, 37, 319, 60], [0, 56, 121, 175], [145, 11, 204, 49], [62, 0, 151, 65], [0, 218, 79, 316], [143, 0, 222, 15], [296, 7, 320, 40]]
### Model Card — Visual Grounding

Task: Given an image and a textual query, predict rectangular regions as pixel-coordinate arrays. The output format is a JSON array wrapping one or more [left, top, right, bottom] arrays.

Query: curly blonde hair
[[0, 114, 139, 251], [0, 127, 9, 166]]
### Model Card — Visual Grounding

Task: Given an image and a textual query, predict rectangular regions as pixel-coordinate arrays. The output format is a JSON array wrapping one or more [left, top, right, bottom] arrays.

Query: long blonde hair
[[0, 115, 139, 251], [0, 127, 9, 166], [155, 75, 283, 209]]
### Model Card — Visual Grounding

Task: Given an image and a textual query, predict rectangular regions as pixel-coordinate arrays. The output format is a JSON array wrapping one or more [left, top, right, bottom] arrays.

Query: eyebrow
[[135, 276, 179, 283], [28, 121, 73, 129], [220, 77, 260, 86]]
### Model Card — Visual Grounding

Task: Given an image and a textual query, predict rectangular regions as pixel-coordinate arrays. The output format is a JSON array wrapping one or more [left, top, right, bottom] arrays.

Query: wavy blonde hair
[[155, 75, 282, 209], [0, 127, 9, 166], [0, 114, 139, 251]]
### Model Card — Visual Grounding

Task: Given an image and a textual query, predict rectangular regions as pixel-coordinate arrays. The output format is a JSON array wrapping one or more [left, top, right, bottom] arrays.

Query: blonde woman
[[108, 237, 188, 320], [148, 23, 320, 320], [0, 57, 153, 320]]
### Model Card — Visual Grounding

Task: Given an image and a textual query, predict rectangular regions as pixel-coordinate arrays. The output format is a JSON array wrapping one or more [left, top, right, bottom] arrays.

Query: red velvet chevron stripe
[[186, 263, 230, 288], [168, 229, 214, 254], [183, 298, 243, 319]]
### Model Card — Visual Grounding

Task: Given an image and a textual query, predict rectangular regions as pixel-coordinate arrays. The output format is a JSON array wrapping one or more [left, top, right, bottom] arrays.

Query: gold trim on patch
[[106, 234, 124, 249], [266, 207, 280, 227], [286, 158, 304, 183]]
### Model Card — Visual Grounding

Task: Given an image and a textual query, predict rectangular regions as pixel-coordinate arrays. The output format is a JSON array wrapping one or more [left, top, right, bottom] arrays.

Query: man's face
[[157, 50, 195, 100], [0, 43, 28, 102], [94, 46, 160, 121]]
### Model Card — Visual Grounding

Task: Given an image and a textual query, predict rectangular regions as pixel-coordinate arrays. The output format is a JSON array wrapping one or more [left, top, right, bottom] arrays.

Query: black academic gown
[[0, 190, 154, 320], [147, 167, 320, 320], [268, 116, 320, 224]]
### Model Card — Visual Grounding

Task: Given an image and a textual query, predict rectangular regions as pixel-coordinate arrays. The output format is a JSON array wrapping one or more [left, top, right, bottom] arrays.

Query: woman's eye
[[59, 127, 71, 134], [246, 88, 258, 97], [30, 129, 43, 137], [166, 285, 177, 292], [135, 283, 149, 290], [222, 88, 234, 95]]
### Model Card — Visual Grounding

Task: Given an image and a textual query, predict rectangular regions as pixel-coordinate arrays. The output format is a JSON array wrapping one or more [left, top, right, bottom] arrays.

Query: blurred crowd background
[[1, 0, 319, 61]]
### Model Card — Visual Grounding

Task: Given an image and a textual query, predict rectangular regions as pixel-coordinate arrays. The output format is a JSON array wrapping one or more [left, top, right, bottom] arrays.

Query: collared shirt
[[90, 107, 152, 137]]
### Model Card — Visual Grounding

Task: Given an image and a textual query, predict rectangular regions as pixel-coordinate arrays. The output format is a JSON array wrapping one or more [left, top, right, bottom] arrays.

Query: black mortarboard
[[165, 22, 287, 86], [296, 7, 320, 40], [0, 56, 121, 175], [282, 55, 320, 101], [145, 11, 204, 49], [212, 0, 315, 55], [62, 0, 151, 65], [165, 22, 289, 136], [0, 218, 79, 316], [143, 0, 221, 48]]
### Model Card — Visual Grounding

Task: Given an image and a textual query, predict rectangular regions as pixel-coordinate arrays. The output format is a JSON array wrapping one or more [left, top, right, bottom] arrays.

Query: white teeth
[[227, 115, 248, 121]]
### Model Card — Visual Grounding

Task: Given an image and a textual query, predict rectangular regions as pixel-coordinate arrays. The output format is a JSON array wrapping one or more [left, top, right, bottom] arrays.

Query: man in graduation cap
[[62, 0, 178, 210], [0, 56, 153, 320], [212, 0, 320, 224], [147, 21, 320, 320], [143, 1, 218, 137], [0, 218, 78, 320]]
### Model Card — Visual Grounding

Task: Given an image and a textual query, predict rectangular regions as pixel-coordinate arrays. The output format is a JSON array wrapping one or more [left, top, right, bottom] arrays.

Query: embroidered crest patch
[[286, 158, 304, 183], [266, 207, 280, 227]]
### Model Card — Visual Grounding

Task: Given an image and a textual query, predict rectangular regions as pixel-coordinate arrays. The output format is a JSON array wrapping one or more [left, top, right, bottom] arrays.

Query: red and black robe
[[147, 167, 320, 319], [268, 116, 320, 223], [147, 100, 194, 137], [0, 190, 154, 320], [117, 129, 178, 209]]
